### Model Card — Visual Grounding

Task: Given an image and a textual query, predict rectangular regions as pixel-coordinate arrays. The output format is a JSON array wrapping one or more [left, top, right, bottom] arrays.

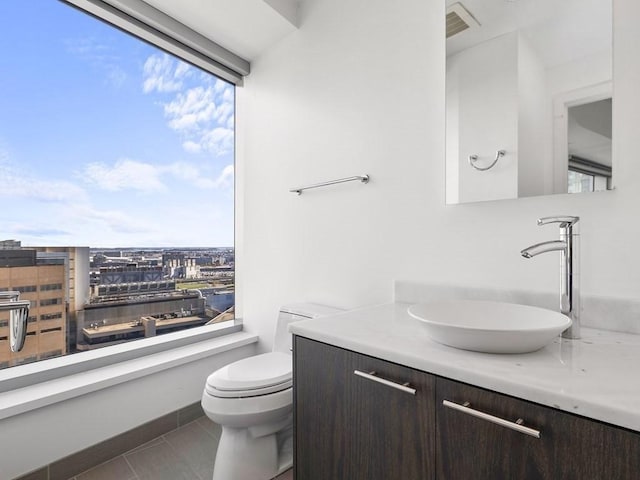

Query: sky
[[0, 0, 235, 248]]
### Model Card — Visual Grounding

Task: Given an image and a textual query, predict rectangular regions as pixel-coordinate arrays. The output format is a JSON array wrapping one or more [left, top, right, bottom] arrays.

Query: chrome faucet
[[0, 291, 30, 352], [520, 216, 580, 339]]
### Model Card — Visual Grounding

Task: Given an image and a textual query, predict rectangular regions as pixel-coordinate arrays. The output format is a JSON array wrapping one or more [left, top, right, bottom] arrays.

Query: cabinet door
[[294, 336, 435, 480], [436, 377, 640, 480]]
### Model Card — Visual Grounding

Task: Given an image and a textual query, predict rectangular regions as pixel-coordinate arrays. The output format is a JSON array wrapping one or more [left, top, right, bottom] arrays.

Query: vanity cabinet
[[294, 336, 640, 480], [293, 336, 436, 480], [437, 377, 640, 480]]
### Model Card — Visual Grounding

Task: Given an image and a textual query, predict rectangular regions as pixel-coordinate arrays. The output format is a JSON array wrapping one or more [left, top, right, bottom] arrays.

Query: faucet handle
[[537, 216, 580, 228]]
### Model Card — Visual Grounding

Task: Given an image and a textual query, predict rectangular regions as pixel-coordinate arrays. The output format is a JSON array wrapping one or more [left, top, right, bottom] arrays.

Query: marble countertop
[[289, 302, 640, 432]]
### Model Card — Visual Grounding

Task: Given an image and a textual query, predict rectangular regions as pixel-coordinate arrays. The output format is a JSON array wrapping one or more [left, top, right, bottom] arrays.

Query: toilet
[[202, 303, 343, 480]]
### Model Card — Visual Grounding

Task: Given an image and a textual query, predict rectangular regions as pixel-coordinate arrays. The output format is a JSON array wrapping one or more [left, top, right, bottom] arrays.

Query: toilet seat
[[206, 352, 292, 398], [206, 380, 292, 398]]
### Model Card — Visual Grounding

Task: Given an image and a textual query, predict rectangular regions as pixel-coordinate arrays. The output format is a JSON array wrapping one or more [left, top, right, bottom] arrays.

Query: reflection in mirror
[[445, 0, 612, 205], [567, 99, 612, 193]]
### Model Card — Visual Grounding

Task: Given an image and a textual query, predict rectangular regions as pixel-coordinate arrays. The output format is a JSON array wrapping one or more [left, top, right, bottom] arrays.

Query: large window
[[0, 1, 235, 370]]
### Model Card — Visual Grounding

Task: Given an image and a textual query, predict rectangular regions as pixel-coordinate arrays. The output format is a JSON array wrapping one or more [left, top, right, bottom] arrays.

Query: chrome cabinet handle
[[353, 370, 416, 395], [443, 399, 541, 438]]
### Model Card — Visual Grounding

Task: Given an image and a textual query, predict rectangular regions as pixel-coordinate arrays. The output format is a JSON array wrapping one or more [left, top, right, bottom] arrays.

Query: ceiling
[[140, 0, 299, 60], [446, 0, 612, 69]]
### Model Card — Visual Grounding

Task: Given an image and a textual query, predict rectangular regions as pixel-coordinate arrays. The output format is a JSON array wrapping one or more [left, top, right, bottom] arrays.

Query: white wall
[[448, 32, 519, 203], [1, 344, 256, 479], [547, 49, 612, 99], [445, 55, 460, 204], [238, 0, 640, 353], [517, 33, 553, 197]]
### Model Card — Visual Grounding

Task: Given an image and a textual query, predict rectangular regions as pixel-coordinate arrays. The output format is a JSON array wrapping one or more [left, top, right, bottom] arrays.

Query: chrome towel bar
[[290, 174, 369, 195]]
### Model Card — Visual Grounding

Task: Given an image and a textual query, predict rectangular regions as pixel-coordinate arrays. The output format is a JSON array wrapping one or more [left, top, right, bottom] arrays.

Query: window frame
[[61, 0, 249, 85]]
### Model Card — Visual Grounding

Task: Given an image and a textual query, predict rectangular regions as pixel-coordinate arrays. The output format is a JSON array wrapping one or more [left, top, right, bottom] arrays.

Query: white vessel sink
[[407, 300, 571, 354]]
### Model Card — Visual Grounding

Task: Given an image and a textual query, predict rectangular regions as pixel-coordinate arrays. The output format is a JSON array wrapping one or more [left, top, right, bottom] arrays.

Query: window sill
[[0, 320, 244, 392], [0, 326, 258, 421]]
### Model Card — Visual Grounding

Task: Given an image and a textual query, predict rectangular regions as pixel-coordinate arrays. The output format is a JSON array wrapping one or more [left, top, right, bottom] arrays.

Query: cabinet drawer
[[294, 336, 436, 480], [436, 377, 640, 480]]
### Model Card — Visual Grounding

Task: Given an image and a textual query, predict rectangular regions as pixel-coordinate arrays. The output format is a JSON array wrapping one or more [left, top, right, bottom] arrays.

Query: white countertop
[[289, 302, 640, 432]]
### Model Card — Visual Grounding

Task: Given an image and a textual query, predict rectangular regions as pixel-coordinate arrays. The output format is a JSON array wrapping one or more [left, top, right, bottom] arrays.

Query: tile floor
[[67, 416, 293, 480]]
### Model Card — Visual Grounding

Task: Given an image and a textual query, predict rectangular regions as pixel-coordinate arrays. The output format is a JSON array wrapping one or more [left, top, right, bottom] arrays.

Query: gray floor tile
[[126, 436, 166, 454], [76, 457, 136, 480], [125, 441, 199, 480], [163, 421, 218, 480], [51, 413, 176, 480], [196, 416, 222, 440]]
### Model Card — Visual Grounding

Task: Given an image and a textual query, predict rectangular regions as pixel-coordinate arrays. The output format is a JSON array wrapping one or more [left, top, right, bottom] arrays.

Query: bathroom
[[1, 0, 639, 478]]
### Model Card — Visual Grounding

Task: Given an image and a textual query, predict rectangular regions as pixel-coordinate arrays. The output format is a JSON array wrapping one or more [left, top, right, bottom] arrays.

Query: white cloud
[[214, 78, 228, 94], [164, 162, 233, 190], [0, 162, 88, 203], [174, 61, 191, 78], [0, 143, 9, 162], [161, 85, 234, 156], [182, 141, 202, 154], [142, 53, 192, 94], [141, 56, 235, 156], [164, 162, 199, 181], [201, 127, 234, 156], [66, 37, 128, 88], [79, 159, 233, 192], [213, 101, 233, 124], [81, 159, 167, 193], [164, 87, 217, 132], [213, 164, 234, 189], [107, 67, 127, 88], [66, 37, 111, 56], [72, 205, 152, 234], [11, 225, 70, 237], [222, 87, 234, 103]]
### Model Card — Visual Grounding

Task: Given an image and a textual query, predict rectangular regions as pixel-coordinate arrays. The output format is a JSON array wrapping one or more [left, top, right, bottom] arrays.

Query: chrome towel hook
[[469, 150, 506, 171]]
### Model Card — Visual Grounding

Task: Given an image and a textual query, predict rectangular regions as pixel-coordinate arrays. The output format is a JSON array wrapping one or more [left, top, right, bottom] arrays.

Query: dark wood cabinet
[[437, 377, 640, 480], [294, 337, 640, 480], [294, 336, 436, 480]]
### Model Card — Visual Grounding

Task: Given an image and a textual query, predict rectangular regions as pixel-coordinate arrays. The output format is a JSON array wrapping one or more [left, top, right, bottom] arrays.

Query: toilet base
[[213, 424, 292, 480]]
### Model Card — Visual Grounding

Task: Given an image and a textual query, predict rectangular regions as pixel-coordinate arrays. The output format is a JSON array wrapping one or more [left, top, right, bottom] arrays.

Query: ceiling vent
[[446, 2, 480, 38]]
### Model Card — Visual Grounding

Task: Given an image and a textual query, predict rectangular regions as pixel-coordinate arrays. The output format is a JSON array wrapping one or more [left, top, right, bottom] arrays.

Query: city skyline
[[0, 242, 235, 368], [0, 1, 235, 248]]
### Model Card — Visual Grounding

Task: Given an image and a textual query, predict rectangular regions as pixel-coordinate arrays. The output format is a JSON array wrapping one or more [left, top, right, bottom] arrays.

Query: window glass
[[568, 170, 595, 194], [0, 1, 235, 369]]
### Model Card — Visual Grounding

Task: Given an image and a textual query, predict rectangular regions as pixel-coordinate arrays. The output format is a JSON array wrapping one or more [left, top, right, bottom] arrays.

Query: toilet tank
[[273, 303, 344, 354]]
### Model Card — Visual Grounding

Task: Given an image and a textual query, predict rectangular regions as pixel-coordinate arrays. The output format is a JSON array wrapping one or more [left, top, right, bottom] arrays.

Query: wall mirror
[[445, 0, 613, 204]]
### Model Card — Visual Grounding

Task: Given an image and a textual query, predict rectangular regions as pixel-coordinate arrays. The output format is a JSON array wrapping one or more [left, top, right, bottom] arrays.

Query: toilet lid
[[206, 351, 292, 392]]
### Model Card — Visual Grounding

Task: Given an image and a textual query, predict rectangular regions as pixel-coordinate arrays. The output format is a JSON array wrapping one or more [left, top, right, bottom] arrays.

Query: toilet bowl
[[202, 303, 343, 480]]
